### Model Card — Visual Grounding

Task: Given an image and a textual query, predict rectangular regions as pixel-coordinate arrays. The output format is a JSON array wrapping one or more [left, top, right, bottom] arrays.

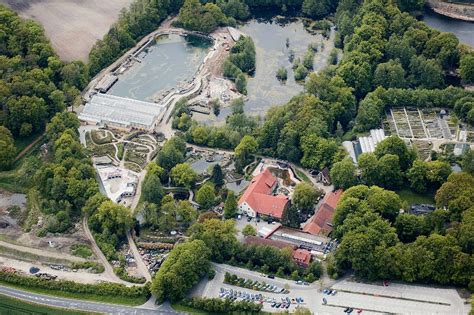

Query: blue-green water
[[108, 34, 212, 102]]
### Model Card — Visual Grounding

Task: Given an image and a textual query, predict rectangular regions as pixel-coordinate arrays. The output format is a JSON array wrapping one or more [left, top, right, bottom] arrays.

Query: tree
[[461, 149, 474, 175], [374, 136, 415, 171], [460, 53, 474, 84], [358, 153, 379, 186], [189, 219, 237, 262], [151, 240, 211, 302], [294, 64, 309, 81], [396, 0, 425, 12], [196, 183, 216, 209], [395, 213, 427, 243], [276, 67, 288, 81], [142, 162, 165, 204], [156, 136, 186, 172], [293, 183, 319, 215], [170, 163, 197, 188], [234, 135, 257, 173], [210, 164, 225, 186], [373, 60, 407, 89], [302, 0, 332, 18], [224, 191, 238, 219], [377, 154, 403, 189], [300, 135, 340, 170], [0, 126, 16, 171], [407, 159, 451, 193], [330, 158, 357, 189], [282, 205, 300, 228], [408, 55, 444, 89], [242, 224, 257, 236], [89, 200, 133, 246]]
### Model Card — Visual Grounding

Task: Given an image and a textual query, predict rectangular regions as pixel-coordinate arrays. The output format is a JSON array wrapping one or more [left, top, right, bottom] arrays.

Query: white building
[[79, 93, 166, 131], [96, 166, 138, 203], [344, 129, 387, 163]]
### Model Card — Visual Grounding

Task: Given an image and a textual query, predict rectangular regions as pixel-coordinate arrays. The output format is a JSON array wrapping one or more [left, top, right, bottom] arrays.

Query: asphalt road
[[0, 285, 182, 314]]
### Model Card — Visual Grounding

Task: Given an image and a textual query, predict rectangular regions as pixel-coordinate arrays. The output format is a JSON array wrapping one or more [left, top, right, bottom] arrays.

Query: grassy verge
[[294, 167, 311, 183], [0, 280, 148, 306], [0, 293, 93, 315], [171, 302, 210, 315], [396, 188, 435, 207]]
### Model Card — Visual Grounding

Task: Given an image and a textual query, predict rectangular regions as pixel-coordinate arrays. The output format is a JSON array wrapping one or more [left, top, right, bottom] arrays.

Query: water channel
[[108, 34, 212, 102], [422, 9, 474, 47]]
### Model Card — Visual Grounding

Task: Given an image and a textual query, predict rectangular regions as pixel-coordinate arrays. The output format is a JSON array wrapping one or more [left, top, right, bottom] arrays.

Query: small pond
[[108, 34, 212, 102], [226, 179, 250, 194]]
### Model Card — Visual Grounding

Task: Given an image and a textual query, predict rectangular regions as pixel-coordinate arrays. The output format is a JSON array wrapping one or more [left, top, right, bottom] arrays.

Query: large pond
[[422, 9, 474, 47], [195, 18, 334, 124], [108, 34, 212, 102]]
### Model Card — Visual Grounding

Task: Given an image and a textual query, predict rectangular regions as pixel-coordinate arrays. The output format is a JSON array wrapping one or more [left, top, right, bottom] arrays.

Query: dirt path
[[0, 240, 84, 263], [126, 231, 152, 282], [13, 134, 44, 162], [81, 217, 132, 285]]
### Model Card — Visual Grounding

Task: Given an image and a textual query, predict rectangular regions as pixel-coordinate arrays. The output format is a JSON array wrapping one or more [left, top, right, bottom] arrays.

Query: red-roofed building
[[238, 168, 289, 219], [303, 189, 343, 236], [292, 248, 312, 267]]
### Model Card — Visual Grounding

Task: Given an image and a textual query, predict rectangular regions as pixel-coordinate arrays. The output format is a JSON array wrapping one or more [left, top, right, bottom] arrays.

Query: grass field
[[171, 302, 210, 315], [0, 293, 92, 315], [0, 0, 134, 61], [397, 188, 435, 208]]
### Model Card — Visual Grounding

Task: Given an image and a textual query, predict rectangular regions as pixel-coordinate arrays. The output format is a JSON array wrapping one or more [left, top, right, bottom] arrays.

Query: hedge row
[[0, 271, 149, 300]]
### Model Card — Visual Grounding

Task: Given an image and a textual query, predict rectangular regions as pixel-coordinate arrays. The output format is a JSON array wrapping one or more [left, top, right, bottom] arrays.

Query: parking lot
[[194, 264, 470, 314]]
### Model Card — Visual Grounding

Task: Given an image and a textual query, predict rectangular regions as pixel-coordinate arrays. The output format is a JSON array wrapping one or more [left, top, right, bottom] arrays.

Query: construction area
[[81, 24, 242, 135]]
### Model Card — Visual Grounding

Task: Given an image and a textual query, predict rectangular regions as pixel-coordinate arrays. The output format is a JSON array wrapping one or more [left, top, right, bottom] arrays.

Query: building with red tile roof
[[292, 248, 312, 267], [238, 168, 289, 219], [303, 189, 343, 236]]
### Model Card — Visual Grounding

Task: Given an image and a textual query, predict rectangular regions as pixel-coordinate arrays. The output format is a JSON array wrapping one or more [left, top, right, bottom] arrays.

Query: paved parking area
[[194, 264, 470, 314]]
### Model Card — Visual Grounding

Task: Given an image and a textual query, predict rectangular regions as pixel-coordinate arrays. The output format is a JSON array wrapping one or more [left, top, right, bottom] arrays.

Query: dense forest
[[0, 5, 88, 170]]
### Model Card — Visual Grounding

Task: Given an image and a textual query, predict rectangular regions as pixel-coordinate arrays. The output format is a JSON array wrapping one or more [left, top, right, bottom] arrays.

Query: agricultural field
[[0, 0, 134, 61]]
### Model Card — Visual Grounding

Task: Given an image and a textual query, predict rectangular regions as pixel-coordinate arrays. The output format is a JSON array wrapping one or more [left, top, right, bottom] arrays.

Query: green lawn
[[397, 188, 435, 208], [13, 132, 43, 154], [0, 293, 94, 315], [294, 167, 311, 183]]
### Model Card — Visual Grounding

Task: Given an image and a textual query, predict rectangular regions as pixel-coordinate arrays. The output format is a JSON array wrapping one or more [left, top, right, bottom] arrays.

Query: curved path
[[82, 218, 130, 285], [126, 230, 152, 282], [0, 285, 181, 315]]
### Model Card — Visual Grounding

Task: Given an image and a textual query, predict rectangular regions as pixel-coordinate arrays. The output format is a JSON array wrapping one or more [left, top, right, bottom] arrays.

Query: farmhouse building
[[303, 189, 343, 236], [238, 168, 289, 219]]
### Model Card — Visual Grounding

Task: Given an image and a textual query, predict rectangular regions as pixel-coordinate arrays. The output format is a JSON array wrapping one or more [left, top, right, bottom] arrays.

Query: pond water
[[195, 18, 334, 124], [422, 9, 474, 47], [226, 179, 250, 194], [108, 34, 212, 102]]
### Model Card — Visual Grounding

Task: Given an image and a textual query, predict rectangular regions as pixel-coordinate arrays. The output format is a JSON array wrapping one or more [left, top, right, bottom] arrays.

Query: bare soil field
[[0, 0, 135, 61]]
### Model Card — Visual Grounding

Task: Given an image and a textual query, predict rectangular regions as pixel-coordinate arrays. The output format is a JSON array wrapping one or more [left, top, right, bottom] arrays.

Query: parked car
[[357, 309, 363, 314], [296, 280, 303, 285], [322, 298, 327, 305], [268, 274, 275, 279], [331, 290, 337, 295], [323, 289, 330, 294]]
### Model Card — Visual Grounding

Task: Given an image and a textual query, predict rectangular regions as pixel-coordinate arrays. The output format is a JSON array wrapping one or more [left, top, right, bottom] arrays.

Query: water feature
[[108, 34, 212, 102], [226, 179, 250, 194], [422, 9, 474, 47], [194, 17, 334, 124]]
